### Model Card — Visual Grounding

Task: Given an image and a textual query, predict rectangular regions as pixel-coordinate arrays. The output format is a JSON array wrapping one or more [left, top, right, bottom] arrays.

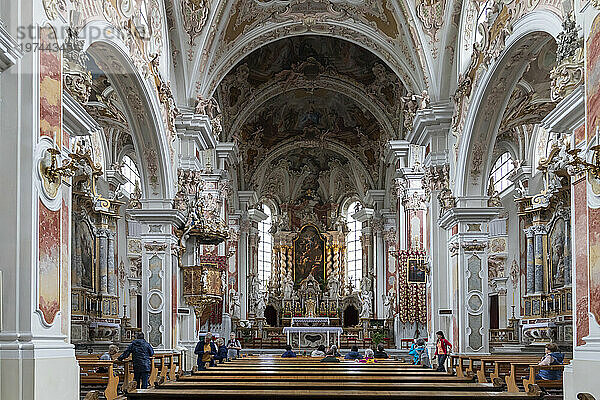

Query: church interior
[[1, 0, 600, 399]]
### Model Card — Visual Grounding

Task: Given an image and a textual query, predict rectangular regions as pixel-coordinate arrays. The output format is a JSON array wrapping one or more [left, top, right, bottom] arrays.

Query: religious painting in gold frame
[[407, 257, 426, 284], [293, 224, 326, 286]]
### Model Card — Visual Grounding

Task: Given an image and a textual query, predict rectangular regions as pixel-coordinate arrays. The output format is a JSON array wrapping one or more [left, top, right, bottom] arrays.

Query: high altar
[[244, 218, 369, 348]]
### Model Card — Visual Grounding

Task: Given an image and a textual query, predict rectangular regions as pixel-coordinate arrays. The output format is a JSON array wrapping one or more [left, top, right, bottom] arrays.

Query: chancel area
[[2, 0, 600, 399]]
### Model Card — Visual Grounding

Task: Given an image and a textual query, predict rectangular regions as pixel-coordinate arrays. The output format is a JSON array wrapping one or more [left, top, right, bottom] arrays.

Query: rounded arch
[[194, 28, 426, 100], [339, 195, 363, 219], [454, 10, 562, 198], [82, 20, 174, 201]]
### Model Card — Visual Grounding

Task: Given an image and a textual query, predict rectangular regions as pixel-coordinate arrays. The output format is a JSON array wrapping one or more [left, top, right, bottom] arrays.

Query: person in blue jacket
[[117, 332, 154, 389], [214, 337, 228, 364], [194, 332, 218, 370], [281, 344, 297, 358], [344, 345, 362, 360], [536, 343, 565, 380]]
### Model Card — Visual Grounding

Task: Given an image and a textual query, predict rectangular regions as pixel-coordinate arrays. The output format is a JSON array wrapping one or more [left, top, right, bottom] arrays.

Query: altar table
[[282, 326, 343, 348], [291, 317, 330, 326]]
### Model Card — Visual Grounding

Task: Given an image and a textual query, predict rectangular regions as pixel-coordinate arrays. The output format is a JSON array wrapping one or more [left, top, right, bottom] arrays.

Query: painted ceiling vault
[[215, 36, 395, 194]]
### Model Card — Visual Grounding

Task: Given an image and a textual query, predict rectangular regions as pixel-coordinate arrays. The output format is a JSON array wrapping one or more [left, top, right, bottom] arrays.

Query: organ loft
[[0, 0, 599, 399]]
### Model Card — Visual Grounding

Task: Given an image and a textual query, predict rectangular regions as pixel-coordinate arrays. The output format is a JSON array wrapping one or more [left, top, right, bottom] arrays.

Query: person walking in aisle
[[434, 331, 452, 372]]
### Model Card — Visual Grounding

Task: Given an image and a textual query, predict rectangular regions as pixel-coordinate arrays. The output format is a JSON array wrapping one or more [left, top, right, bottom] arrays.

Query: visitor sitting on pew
[[328, 345, 341, 357], [409, 339, 426, 364], [227, 332, 242, 360], [320, 348, 340, 363], [374, 343, 389, 359], [434, 331, 452, 372], [358, 348, 376, 363], [281, 344, 297, 358], [311, 345, 326, 357], [415, 339, 431, 368], [100, 344, 119, 361], [194, 332, 218, 370], [344, 345, 362, 360], [536, 342, 565, 380], [215, 337, 228, 364], [117, 332, 154, 389]]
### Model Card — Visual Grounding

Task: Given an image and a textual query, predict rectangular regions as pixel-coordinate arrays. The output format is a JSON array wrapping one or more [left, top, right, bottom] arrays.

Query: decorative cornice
[[408, 102, 453, 147], [175, 109, 217, 151], [129, 208, 186, 226], [540, 85, 584, 134], [215, 142, 240, 168], [384, 140, 410, 166], [63, 92, 102, 138], [438, 206, 502, 230]]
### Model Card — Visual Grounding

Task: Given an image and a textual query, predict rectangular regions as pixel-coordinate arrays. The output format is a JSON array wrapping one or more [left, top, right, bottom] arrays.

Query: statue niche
[[293, 225, 326, 287]]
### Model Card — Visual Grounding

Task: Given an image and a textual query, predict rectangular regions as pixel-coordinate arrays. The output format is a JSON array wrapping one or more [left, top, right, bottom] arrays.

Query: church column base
[[564, 358, 600, 399], [0, 337, 79, 400]]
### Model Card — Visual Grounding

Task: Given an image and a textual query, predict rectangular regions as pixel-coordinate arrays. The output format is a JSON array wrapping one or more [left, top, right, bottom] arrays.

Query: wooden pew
[[508, 362, 565, 393], [125, 355, 543, 400], [126, 388, 542, 399], [463, 355, 543, 384], [78, 359, 120, 400]]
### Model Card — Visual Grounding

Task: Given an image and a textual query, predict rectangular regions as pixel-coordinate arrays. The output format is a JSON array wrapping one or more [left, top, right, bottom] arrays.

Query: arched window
[[489, 152, 515, 193], [258, 205, 272, 290], [121, 155, 141, 195], [346, 201, 362, 290]]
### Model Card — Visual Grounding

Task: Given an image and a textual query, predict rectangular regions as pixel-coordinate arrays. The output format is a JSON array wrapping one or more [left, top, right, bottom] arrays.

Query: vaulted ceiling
[[214, 35, 398, 193]]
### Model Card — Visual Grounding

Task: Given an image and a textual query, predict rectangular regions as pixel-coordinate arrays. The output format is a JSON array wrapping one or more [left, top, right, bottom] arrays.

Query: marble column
[[533, 225, 546, 294], [98, 229, 109, 294], [525, 227, 535, 295], [564, 218, 572, 287], [108, 230, 116, 295]]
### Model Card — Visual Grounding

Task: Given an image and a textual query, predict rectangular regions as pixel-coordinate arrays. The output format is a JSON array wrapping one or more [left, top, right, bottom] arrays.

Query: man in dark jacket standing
[[117, 332, 154, 389]]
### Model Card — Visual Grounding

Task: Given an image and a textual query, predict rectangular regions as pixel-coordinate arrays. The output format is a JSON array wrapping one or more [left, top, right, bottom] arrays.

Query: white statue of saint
[[328, 274, 340, 299], [360, 274, 372, 293], [256, 293, 266, 319], [229, 289, 241, 320], [360, 291, 372, 319], [383, 289, 395, 320], [282, 272, 293, 300]]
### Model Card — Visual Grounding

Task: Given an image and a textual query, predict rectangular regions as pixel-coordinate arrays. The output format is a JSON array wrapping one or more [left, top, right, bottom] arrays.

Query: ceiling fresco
[[216, 36, 405, 136], [222, 35, 399, 90], [215, 35, 399, 190], [235, 88, 384, 181]]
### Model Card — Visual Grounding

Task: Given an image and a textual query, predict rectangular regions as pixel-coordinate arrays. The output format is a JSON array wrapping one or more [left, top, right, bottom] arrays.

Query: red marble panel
[[39, 200, 61, 325], [39, 26, 61, 143], [573, 180, 589, 345], [589, 205, 600, 325], [60, 198, 70, 336], [588, 14, 600, 325], [407, 210, 424, 250], [574, 124, 586, 146], [587, 15, 600, 139]]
